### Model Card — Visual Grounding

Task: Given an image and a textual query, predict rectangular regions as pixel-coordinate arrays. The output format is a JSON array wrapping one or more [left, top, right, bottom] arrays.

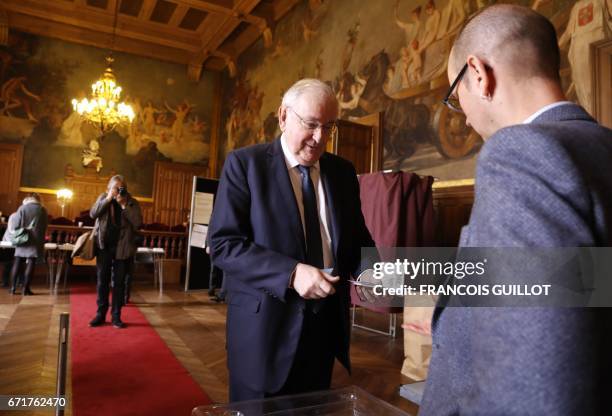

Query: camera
[[118, 187, 127, 197]]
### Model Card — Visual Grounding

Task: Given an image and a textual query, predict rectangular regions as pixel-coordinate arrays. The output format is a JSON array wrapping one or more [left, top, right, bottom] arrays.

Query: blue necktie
[[297, 165, 324, 268]]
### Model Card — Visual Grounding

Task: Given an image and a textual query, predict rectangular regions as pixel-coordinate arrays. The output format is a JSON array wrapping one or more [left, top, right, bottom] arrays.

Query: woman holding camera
[[89, 175, 142, 328]]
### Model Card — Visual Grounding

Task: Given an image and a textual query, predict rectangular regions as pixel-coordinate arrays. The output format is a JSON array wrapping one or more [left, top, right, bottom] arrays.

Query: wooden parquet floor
[[0, 279, 419, 415]]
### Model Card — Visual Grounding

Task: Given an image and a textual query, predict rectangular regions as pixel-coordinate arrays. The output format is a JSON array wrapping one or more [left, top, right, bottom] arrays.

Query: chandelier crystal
[[70, 0, 133, 136], [71, 56, 134, 135]]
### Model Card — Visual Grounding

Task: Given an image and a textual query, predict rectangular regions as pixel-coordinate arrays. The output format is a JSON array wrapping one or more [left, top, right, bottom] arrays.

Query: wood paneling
[[348, 112, 384, 173], [432, 184, 474, 247], [152, 161, 208, 226], [333, 119, 380, 175], [63, 169, 111, 220], [593, 39, 612, 129], [0, 143, 23, 216]]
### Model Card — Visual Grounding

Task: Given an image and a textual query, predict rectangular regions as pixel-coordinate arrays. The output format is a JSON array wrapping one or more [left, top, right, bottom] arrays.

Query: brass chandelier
[[71, 1, 134, 135]]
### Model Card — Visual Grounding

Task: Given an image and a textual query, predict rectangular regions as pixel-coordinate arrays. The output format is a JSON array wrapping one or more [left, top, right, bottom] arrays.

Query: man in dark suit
[[209, 79, 375, 401], [420, 5, 612, 415]]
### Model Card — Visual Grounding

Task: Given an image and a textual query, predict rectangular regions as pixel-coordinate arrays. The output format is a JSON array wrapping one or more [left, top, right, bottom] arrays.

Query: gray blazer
[[420, 104, 612, 415], [90, 193, 143, 260], [13, 202, 48, 259]]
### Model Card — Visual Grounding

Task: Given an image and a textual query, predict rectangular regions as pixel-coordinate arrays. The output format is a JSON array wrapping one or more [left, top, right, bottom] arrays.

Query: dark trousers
[[115, 259, 134, 305], [273, 308, 336, 396], [208, 265, 226, 300], [229, 306, 337, 402], [10, 257, 35, 292], [95, 248, 131, 320]]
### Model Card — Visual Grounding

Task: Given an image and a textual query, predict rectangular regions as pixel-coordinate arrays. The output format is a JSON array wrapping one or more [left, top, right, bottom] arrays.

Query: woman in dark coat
[[10, 193, 48, 295]]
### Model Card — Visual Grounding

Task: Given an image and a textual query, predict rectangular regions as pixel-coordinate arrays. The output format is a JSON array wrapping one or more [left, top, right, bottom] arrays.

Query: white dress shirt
[[523, 101, 574, 124], [280, 134, 334, 268]]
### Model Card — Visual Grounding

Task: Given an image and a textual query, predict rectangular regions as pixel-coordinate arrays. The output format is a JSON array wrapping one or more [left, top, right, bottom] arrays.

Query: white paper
[[190, 224, 208, 248], [193, 192, 214, 224]]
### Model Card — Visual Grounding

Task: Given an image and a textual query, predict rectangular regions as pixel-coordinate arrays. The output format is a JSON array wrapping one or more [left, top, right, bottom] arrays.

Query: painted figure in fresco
[[315, 51, 324, 79], [436, 0, 466, 39], [189, 115, 208, 135], [395, 2, 422, 50], [225, 77, 266, 152], [337, 72, 368, 114], [558, 0, 612, 115], [386, 39, 422, 92], [402, 39, 423, 86], [142, 101, 161, 136], [165, 100, 195, 142], [355, 51, 433, 162], [0, 76, 41, 122], [82, 139, 103, 172], [341, 20, 360, 72], [419, 0, 441, 53]]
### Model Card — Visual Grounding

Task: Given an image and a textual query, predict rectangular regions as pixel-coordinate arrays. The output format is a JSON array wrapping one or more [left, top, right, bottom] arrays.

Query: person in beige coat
[[89, 175, 142, 328]]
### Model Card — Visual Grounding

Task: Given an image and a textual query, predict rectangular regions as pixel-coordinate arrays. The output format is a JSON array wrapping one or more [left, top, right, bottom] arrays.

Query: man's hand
[[292, 263, 339, 299], [106, 187, 118, 201]]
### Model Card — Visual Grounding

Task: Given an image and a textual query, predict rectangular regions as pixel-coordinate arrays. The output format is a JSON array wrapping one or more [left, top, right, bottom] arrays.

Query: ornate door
[[152, 161, 208, 227]]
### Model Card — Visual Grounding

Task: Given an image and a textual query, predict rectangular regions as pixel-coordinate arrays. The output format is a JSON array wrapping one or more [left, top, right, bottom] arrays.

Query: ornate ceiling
[[1, 0, 300, 80]]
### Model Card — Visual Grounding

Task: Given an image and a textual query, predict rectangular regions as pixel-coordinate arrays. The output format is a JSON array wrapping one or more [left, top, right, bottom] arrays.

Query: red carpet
[[70, 285, 212, 415]]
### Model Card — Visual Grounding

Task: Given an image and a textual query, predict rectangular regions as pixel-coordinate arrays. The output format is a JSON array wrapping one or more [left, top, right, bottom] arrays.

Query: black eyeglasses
[[288, 107, 337, 136], [442, 63, 468, 113]]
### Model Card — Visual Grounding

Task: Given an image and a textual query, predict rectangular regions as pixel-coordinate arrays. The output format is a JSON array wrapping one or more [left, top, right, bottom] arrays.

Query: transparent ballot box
[[191, 385, 411, 416]]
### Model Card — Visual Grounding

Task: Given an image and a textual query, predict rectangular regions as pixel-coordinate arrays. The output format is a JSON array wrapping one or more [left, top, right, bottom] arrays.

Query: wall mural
[[221, 0, 607, 182], [0, 31, 215, 196]]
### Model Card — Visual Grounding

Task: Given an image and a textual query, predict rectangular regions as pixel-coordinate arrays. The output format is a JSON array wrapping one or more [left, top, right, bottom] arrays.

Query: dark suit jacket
[[420, 104, 612, 415], [209, 138, 375, 394], [90, 193, 143, 260]]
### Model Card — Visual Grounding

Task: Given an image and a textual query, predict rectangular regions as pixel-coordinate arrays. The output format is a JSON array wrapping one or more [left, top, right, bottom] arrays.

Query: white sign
[[193, 192, 214, 224], [190, 224, 208, 248]]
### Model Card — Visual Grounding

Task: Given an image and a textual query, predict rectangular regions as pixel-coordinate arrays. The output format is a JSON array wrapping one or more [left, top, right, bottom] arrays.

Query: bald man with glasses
[[209, 78, 375, 401], [421, 4, 612, 415]]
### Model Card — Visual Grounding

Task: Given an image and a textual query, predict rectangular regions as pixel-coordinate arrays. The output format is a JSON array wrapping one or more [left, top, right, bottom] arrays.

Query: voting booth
[[184, 176, 218, 291]]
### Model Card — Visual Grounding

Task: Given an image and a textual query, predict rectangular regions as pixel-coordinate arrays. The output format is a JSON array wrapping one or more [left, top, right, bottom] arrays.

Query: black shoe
[[89, 315, 105, 327], [23, 288, 34, 296], [8, 287, 16, 295], [112, 319, 126, 329]]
